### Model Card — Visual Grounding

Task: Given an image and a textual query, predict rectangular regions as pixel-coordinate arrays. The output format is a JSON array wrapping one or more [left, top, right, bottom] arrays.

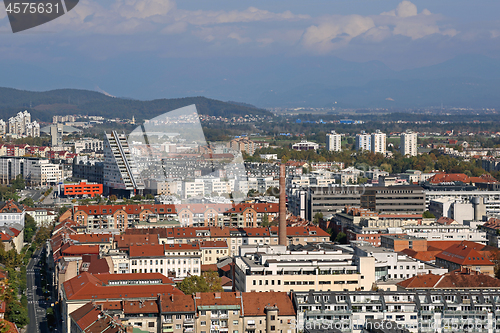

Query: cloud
[[302, 15, 375, 53], [113, 0, 176, 19], [382, 1, 418, 18], [301, 1, 459, 52], [174, 7, 309, 26]]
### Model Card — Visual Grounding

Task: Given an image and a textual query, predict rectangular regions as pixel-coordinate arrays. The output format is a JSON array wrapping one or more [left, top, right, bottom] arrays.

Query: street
[[26, 248, 53, 333]]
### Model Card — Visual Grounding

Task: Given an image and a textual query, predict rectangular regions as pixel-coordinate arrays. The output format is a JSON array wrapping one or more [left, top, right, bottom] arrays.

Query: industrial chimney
[[279, 163, 287, 246]]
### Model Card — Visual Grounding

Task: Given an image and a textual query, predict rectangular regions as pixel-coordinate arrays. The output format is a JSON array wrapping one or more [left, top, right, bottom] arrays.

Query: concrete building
[[292, 185, 426, 221], [292, 140, 319, 151], [326, 131, 342, 152], [371, 130, 386, 154], [355, 132, 371, 151], [7, 111, 39, 137], [293, 289, 500, 333], [354, 244, 447, 281], [103, 131, 145, 197], [51, 123, 64, 147], [73, 138, 103, 154], [400, 224, 487, 244], [234, 244, 375, 293], [400, 131, 418, 156]]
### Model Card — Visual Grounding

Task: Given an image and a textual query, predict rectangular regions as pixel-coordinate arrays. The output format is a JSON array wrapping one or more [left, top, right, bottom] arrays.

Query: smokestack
[[279, 163, 287, 246]]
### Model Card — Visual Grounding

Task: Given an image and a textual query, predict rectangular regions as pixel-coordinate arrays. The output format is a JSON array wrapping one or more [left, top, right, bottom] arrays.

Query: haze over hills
[[1, 54, 500, 108], [0, 88, 270, 122]]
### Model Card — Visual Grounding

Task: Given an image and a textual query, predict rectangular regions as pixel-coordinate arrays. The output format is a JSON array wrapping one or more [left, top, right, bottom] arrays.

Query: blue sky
[[0, 0, 499, 101]]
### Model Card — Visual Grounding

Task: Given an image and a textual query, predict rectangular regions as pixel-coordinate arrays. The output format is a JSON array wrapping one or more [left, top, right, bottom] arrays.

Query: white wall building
[[400, 131, 418, 156], [355, 133, 371, 151], [129, 243, 201, 279], [354, 244, 447, 281], [371, 130, 386, 154], [398, 224, 487, 244], [326, 131, 342, 152]]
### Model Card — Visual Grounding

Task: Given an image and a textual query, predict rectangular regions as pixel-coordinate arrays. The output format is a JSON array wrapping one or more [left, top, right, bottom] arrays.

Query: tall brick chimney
[[279, 163, 287, 246]]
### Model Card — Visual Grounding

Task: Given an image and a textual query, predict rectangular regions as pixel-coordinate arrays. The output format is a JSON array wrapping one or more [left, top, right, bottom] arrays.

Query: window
[[200, 311, 206, 316], [148, 322, 155, 327], [271, 326, 275, 331], [176, 324, 181, 329], [253, 280, 256, 285], [271, 315, 275, 321], [176, 315, 182, 320], [201, 321, 206, 326], [233, 320, 239, 325]]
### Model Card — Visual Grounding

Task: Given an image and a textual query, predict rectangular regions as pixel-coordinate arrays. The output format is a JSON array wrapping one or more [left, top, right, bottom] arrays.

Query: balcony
[[184, 318, 194, 325], [183, 328, 194, 333]]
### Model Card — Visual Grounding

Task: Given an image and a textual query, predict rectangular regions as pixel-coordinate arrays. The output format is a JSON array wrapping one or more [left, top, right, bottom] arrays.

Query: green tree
[[132, 194, 143, 201], [20, 197, 34, 207], [261, 213, 269, 227], [312, 212, 323, 225], [6, 300, 28, 327], [335, 232, 347, 244], [24, 215, 37, 242], [422, 211, 435, 219], [109, 195, 118, 202], [176, 271, 223, 295], [11, 175, 25, 191], [145, 194, 155, 200]]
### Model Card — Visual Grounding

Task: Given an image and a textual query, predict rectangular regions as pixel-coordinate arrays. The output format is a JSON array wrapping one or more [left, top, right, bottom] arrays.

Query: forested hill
[[0, 87, 271, 122]]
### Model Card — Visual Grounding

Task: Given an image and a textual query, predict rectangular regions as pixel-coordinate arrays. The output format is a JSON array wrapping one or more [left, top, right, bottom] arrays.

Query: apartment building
[[72, 291, 296, 333], [229, 137, 256, 155], [73, 138, 104, 154], [233, 244, 375, 293], [371, 130, 386, 154], [200, 241, 229, 265], [355, 132, 371, 151], [400, 224, 487, 244], [129, 243, 201, 278], [293, 290, 500, 333], [400, 131, 418, 156], [326, 131, 342, 152], [7, 111, 40, 137], [124, 225, 329, 256], [354, 244, 447, 282]]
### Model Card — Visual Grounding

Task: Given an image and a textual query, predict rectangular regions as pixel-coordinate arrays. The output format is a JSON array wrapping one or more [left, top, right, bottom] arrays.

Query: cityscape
[[2, 0, 500, 333]]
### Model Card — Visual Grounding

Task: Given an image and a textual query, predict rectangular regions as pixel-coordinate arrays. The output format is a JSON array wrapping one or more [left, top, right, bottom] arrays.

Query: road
[[27, 248, 50, 333]]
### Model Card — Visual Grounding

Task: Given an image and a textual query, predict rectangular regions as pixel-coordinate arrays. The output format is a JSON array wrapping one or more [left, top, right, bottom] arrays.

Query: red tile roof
[[199, 241, 228, 248], [398, 268, 500, 289], [114, 234, 159, 249], [69, 233, 112, 244], [63, 272, 182, 301], [242, 292, 296, 316], [436, 243, 494, 266]]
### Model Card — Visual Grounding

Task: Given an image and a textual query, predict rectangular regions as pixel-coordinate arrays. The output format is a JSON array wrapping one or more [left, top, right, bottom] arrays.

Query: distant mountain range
[[0, 88, 270, 122], [1, 54, 500, 108]]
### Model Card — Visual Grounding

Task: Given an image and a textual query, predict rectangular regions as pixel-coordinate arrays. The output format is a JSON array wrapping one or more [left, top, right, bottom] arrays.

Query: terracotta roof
[[161, 294, 196, 313], [61, 244, 100, 256], [436, 243, 494, 266], [220, 276, 232, 287], [225, 203, 279, 214], [427, 240, 486, 251], [400, 249, 441, 262], [436, 217, 457, 225], [81, 255, 110, 275], [201, 264, 218, 272], [63, 272, 182, 301], [242, 292, 296, 317], [129, 244, 165, 258], [398, 268, 500, 289], [74, 203, 177, 216], [196, 292, 243, 307], [114, 234, 159, 249], [200, 241, 228, 249], [0, 320, 18, 333], [69, 233, 112, 244], [70, 302, 125, 333]]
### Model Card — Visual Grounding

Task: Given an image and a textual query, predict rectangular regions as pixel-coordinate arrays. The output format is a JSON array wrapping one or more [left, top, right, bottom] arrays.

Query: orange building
[[63, 181, 103, 198]]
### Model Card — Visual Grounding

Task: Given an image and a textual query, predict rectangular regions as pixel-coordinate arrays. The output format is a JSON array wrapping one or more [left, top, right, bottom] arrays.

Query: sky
[[0, 0, 499, 102]]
